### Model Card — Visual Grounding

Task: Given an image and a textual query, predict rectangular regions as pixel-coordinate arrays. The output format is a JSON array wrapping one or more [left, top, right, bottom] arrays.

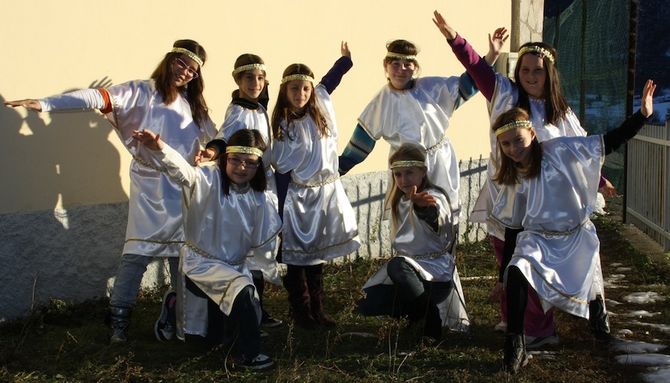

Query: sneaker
[[236, 353, 275, 371], [494, 321, 507, 333], [154, 291, 176, 342], [525, 334, 560, 349], [261, 314, 283, 329]]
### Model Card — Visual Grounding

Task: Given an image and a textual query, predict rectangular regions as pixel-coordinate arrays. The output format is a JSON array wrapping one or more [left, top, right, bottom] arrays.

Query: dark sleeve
[[274, 171, 291, 220], [205, 138, 226, 157], [454, 71, 480, 110], [414, 205, 439, 232], [320, 56, 353, 94], [603, 111, 649, 154], [338, 123, 376, 175], [499, 226, 524, 282], [447, 34, 496, 101]]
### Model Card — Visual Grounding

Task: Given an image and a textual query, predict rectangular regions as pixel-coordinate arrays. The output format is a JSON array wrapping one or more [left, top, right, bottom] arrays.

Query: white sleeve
[[39, 88, 105, 112]]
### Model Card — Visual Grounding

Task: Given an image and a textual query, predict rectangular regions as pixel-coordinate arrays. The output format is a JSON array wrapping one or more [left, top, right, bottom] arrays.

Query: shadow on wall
[[0, 81, 131, 321]]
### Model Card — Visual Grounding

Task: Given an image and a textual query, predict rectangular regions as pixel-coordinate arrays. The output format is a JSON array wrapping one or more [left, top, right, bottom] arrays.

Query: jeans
[[109, 253, 179, 308]]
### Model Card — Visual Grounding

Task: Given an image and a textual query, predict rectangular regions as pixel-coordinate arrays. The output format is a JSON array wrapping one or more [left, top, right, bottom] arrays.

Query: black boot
[[109, 305, 132, 344], [283, 266, 317, 329], [503, 333, 529, 374], [589, 295, 614, 342], [305, 265, 336, 328]]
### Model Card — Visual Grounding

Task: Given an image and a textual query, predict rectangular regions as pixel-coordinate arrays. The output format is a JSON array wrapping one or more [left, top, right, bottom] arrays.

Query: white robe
[[151, 143, 281, 338], [493, 135, 605, 319], [272, 85, 360, 265]]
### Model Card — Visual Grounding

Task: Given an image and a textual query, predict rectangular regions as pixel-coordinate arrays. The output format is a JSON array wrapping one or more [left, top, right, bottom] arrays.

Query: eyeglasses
[[227, 156, 260, 169], [174, 57, 199, 79]]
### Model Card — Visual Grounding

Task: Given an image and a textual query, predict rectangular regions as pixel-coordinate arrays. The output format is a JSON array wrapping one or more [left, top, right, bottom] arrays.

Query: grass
[[1, 208, 669, 382]]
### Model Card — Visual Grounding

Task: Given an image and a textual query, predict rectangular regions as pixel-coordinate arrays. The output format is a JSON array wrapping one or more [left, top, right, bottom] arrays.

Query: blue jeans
[[109, 253, 179, 308]]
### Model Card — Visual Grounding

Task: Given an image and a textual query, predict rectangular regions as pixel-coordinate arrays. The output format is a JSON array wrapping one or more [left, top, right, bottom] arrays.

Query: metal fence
[[626, 121, 670, 250]]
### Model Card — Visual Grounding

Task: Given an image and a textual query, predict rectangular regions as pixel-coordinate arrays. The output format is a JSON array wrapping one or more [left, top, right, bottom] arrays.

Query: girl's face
[[518, 54, 546, 98], [497, 127, 536, 166], [225, 153, 260, 185], [392, 166, 426, 196], [285, 80, 313, 112], [171, 56, 200, 88], [236, 69, 266, 101], [384, 59, 416, 90]]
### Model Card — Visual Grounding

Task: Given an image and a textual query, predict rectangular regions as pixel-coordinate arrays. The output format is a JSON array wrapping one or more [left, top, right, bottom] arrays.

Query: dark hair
[[492, 107, 543, 185], [271, 63, 329, 140], [232, 53, 269, 103], [385, 144, 431, 222], [513, 42, 568, 125], [219, 129, 267, 194], [151, 39, 210, 129], [384, 39, 420, 68]]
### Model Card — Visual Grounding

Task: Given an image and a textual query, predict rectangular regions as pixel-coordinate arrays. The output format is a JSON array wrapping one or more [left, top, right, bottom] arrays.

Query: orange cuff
[[98, 88, 112, 114]]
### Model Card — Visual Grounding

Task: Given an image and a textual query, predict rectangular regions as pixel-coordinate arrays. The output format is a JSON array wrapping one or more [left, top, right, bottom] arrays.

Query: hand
[[485, 27, 509, 65], [409, 186, 438, 207], [195, 148, 217, 164], [432, 10, 457, 40], [4, 99, 42, 112], [132, 129, 163, 151], [489, 282, 504, 303], [88, 76, 113, 89], [341, 41, 351, 58], [599, 178, 618, 199], [641, 79, 656, 118]]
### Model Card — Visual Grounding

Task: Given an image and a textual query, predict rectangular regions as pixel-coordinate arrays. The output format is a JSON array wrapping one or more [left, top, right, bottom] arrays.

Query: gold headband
[[518, 45, 555, 64], [390, 160, 426, 169], [386, 52, 417, 61], [171, 47, 204, 67], [232, 63, 267, 76], [281, 74, 315, 84], [495, 120, 533, 136], [225, 145, 263, 157]]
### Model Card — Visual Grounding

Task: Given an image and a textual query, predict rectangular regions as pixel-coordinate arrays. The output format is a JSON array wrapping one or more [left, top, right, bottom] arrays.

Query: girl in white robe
[[488, 78, 655, 373], [271, 42, 360, 329], [133, 128, 281, 370], [357, 144, 469, 340], [5, 40, 217, 343]]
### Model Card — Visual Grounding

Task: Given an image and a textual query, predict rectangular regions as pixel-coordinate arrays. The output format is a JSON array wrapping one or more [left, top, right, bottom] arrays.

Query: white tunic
[[470, 73, 588, 239], [358, 77, 462, 216], [362, 188, 469, 331], [103, 80, 216, 257], [152, 143, 281, 338], [272, 85, 360, 265], [216, 102, 280, 284], [493, 135, 605, 319]]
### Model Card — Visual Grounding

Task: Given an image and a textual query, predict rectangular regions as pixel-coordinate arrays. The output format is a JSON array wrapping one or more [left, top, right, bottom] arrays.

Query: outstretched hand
[[4, 99, 42, 112], [409, 186, 438, 208], [641, 79, 656, 118], [485, 27, 509, 65], [432, 10, 457, 40], [132, 129, 164, 151], [341, 41, 351, 58], [195, 148, 217, 164], [599, 178, 618, 199]]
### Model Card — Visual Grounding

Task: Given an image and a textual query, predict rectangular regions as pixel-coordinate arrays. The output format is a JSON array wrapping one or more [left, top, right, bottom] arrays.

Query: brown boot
[[305, 264, 336, 328], [283, 265, 317, 330]]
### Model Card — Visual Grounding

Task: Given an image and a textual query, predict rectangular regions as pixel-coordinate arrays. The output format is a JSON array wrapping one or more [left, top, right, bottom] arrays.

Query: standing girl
[[357, 144, 466, 340], [200, 53, 282, 329], [482, 80, 654, 373], [133, 128, 280, 370], [271, 42, 360, 329], [5, 40, 216, 343]]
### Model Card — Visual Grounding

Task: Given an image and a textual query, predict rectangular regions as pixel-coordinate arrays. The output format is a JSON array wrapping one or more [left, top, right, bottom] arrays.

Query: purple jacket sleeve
[[320, 56, 353, 94], [447, 34, 496, 101]]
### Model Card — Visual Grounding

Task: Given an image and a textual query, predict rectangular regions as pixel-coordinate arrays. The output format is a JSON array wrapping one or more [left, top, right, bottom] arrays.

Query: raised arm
[[338, 123, 376, 175], [320, 41, 353, 94], [603, 79, 656, 155], [133, 129, 198, 187]]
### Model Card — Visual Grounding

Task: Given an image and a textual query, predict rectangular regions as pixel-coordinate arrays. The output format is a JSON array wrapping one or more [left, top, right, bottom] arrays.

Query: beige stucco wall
[[0, 0, 510, 214]]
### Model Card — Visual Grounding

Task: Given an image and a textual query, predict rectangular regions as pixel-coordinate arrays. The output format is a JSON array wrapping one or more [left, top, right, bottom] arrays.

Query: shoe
[[504, 333, 529, 375], [589, 295, 614, 342], [261, 313, 283, 328], [154, 291, 176, 342], [494, 321, 507, 333], [236, 353, 275, 371], [109, 305, 132, 344], [525, 334, 560, 349]]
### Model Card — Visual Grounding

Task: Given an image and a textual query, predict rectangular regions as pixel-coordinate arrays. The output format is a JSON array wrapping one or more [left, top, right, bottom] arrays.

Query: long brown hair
[[513, 42, 569, 125], [232, 53, 269, 104], [385, 144, 431, 222], [219, 129, 267, 195], [492, 108, 543, 185], [271, 63, 329, 140], [150, 39, 210, 128]]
